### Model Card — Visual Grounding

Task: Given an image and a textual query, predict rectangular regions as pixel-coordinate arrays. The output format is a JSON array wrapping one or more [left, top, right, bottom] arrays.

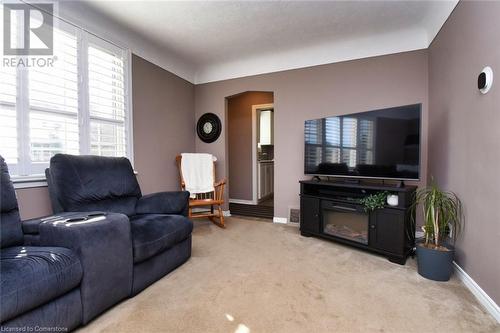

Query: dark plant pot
[[416, 243, 455, 281]]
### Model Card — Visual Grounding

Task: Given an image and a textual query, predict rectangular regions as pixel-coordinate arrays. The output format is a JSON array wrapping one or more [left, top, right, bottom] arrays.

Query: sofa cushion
[[48, 154, 141, 216], [0, 156, 23, 249], [0, 246, 83, 322], [135, 191, 190, 216], [0, 211, 23, 249], [130, 214, 193, 264]]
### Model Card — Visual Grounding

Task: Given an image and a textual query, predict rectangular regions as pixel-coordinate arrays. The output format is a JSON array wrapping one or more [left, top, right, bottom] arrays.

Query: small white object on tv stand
[[387, 194, 399, 206]]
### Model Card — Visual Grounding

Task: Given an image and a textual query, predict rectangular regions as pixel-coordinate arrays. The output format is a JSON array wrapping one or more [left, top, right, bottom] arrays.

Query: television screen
[[304, 104, 421, 180]]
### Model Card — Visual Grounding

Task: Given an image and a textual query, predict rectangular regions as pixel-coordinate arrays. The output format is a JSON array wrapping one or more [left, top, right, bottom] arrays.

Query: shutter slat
[[1, 19, 130, 174], [0, 121, 18, 161], [30, 70, 79, 84], [0, 65, 18, 163], [29, 110, 79, 162], [88, 39, 128, 157], [88, 43, 127, 152], [29, 26, 79, 144]]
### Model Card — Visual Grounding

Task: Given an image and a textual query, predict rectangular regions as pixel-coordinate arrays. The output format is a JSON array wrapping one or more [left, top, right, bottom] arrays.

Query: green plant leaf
[[359, 191, 389, 212], [411, 181, 464, 248]]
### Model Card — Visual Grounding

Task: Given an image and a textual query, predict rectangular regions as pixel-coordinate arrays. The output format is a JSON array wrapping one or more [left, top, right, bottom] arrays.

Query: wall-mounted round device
[[478, 66, 493, 94]]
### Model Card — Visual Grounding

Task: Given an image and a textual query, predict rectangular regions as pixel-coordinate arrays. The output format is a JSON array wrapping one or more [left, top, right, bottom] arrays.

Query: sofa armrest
[[22, 212, 106, 236], [38, 212, 133, 324], [22, 216, 49, 236], [22, 213, 94, 246], [135, 191, 190, 216]]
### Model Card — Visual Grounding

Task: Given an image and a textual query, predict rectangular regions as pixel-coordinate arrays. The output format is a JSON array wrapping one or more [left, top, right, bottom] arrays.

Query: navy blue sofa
[[1, 154, 192, 331], [0, 156, 83, 330], [42, 154, 193, 295]]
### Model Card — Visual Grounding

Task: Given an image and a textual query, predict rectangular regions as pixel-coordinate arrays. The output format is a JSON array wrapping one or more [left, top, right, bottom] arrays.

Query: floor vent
[[289, 208, 300, 224]]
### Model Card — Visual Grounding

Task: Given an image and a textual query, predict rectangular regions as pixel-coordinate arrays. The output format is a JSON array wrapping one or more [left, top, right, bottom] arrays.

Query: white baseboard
[[228, 199, 257, 205], [273, 217, 287, 224], [453, 262, 500, 323], [223, 210, 231, 217]]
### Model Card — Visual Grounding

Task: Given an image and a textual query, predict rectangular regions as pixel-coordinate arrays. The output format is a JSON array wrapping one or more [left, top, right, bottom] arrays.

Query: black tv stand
[[312, 175, 322, 182], [342, 178, 361, 185], [299, 180, 416, 265], [310, 176, 409, 189]]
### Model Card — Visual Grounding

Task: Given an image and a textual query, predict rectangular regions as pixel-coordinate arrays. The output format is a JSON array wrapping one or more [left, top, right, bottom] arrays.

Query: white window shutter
[[88, 37, 128, 158], [27, 24, 80, 175], [0, 13, 132, 179], [0, 65, 18, 174]]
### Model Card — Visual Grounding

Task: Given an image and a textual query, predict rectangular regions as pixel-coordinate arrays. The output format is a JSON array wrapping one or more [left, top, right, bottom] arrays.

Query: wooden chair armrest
[[214, 179, 226, 187], [214, 179, 226, 202]]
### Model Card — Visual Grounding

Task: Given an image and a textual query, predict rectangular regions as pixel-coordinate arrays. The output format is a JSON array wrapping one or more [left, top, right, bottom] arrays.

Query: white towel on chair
[[181, 153, 216, 197]]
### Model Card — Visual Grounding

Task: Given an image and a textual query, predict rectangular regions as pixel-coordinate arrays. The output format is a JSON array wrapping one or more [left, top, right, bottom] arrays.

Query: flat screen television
[[304, 104, 421, 180]]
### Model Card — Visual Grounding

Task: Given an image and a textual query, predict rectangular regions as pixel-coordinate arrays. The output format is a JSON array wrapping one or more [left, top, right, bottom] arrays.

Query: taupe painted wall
[[195, 50, 429, 217], [15, 55, 195, 219], [428, 1, 500, 305], [16, 51, 429, 222], [16, 187, 53, 220], [227, 92, 274, 201], [132, 55, 195, 194]]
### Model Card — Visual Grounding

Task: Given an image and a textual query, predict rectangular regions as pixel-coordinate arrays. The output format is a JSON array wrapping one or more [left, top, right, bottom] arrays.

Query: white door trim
[[252, 103, 274, 205]]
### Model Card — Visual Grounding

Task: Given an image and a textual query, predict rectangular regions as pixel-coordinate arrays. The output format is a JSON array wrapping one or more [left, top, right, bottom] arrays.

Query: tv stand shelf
[[299, 180, 416, 265], [302, 179, 415, 192]]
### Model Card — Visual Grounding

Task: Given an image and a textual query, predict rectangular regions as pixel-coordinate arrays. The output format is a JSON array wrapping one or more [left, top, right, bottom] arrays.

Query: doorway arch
[[225, 91, 274, 219]]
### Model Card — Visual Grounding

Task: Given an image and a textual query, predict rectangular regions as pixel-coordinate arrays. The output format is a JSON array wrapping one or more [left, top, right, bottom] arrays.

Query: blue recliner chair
[[0, 156, 83, 330], [43, 154, 193, 295]]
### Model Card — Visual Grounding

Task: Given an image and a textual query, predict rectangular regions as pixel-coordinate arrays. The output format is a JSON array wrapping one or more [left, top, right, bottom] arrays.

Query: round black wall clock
[[197, 113, 222, 143]]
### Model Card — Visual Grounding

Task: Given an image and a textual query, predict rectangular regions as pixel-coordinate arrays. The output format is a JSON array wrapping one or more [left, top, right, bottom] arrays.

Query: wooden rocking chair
[[176, 154, 226, 228]]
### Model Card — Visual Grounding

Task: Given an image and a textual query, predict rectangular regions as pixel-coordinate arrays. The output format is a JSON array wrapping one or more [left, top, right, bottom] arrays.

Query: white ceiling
[[82, 0, 458, 84]]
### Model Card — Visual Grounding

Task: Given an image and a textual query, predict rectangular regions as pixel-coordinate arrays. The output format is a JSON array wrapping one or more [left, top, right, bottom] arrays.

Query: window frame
[[2, 15, 134, 187]]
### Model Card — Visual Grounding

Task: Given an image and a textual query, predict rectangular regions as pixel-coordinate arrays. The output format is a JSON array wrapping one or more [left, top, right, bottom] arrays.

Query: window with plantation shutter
[[0, 65, 18, 174], [27, 24, 80, 175], [88, 38, 128, 157], [0, 13, 132, 181]]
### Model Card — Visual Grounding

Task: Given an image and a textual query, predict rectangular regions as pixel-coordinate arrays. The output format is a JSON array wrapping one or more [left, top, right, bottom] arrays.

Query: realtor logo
[[3, 3, 53, 56]]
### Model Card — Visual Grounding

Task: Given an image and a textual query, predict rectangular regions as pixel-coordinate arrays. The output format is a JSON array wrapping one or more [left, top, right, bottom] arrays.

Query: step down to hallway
[[229, 203, 274, 219]]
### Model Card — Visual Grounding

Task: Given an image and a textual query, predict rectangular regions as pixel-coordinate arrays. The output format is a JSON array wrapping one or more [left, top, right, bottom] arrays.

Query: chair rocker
[[176, 154, 226, 228]]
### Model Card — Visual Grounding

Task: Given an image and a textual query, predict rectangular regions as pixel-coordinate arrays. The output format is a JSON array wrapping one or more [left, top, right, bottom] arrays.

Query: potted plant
[[359, 191, 389, 211], [412, 182, 464, 281]]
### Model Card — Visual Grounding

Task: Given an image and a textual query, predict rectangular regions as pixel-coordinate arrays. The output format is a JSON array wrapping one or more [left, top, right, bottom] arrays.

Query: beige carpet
[[79, 217, 499, 333]]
